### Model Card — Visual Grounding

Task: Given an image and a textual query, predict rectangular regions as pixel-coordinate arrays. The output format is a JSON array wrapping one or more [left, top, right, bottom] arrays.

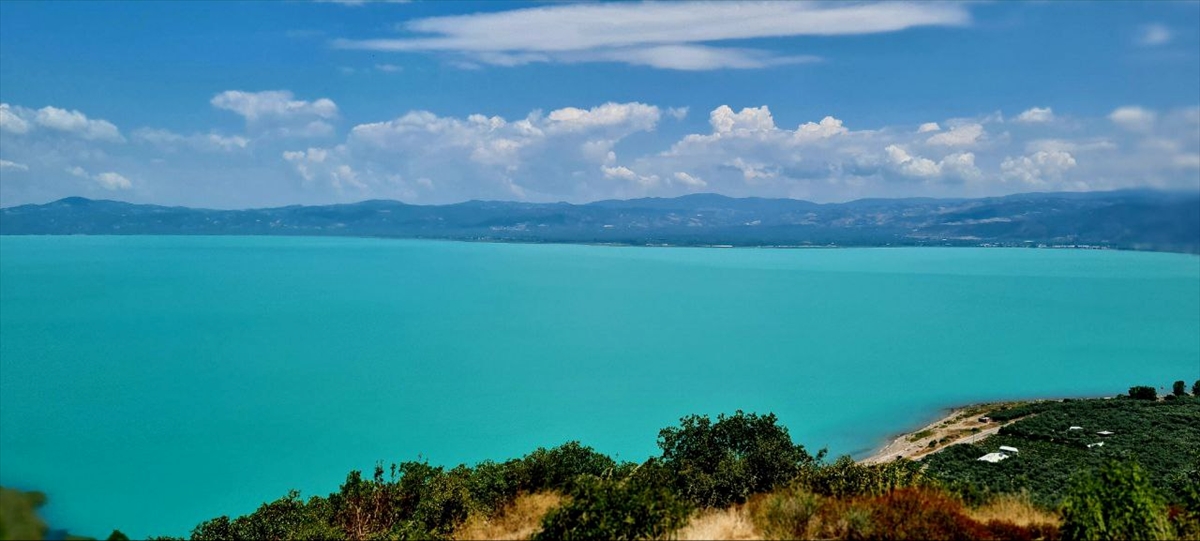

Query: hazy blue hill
[[2, 190, 1197, 252]]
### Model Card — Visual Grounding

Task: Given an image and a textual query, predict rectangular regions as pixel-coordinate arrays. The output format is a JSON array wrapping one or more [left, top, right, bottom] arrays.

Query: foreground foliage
[[26, 381, 1195, 540]]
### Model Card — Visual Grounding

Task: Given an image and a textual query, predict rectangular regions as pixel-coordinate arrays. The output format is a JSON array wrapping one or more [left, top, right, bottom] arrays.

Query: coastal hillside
[[2, 190, 1198, 253], [4, 381, 1196, 541]]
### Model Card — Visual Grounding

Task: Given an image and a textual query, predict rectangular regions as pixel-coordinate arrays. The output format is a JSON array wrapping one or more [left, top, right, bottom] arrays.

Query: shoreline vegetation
[[2, 380, 1198, 541]]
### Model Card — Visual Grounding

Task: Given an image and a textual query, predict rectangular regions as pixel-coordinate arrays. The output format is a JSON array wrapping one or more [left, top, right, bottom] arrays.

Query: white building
[[977, 452, 1010, 463]]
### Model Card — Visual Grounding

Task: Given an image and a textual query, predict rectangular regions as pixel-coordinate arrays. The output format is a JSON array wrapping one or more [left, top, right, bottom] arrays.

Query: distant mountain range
[[2, 190, 1198, 253]]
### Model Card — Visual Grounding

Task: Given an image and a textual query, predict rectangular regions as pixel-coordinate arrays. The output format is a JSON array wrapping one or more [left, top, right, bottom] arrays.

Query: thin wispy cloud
[[1136, 23, 1172, 46], [332, 1, 971, 70]]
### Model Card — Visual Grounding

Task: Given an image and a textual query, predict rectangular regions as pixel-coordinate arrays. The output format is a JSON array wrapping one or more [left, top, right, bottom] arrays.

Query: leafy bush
[[515, 441, 618, 493], [656, 411, 817, 508], [532, 475, 690, 541], [1060, 461, 1171, 541], [751, 484, 823, 540], [797, 456, 929, 499], [1174, 381, 1187, 397], [1128, 386, 1157, 400]]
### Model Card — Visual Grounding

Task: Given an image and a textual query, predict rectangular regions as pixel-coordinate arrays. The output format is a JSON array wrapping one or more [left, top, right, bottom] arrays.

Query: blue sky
[[1, 1, 1198, 208]]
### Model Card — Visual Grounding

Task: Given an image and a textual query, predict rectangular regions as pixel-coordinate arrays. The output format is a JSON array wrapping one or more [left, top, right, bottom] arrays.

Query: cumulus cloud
[[94, 171, 133, 190], [0, 103, 31, 134], [1109, 106, 1156, 131], [926, 123, 985, 147], [211, 90, 338, 138], [1015, 107, 1055, 124], [1001, 150, 1077, 186], [32, 106, 124, 142], [333, 1, 969, 69], [917, 122, 941, 133], [885, 146, 982, 181], [602, 164, 659, 186], [672, 171, 706, 187], [0, 104, 123, 141], [284, 101, 666, 201], [0, 159, 29, 171]]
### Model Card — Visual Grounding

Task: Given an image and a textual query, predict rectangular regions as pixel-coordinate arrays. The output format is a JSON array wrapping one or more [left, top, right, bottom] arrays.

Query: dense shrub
[[192, 490, 337, 541], [751, 484, 824, 540], [1128, 386, 1157, 400], [797, 456, 930, 499], [532, 475, 690, 541], [1060, 461, 1171, 541], [1174, 380, 1187, 397], [516, 441, 618, 493], [656, 411, 818, 508], [863, 487, 987, 541]]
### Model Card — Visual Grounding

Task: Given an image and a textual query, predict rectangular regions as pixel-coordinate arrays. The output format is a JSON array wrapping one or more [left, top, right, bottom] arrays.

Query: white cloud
[[795, 116, 849, 140], [1026, 139, 1116, 154], [710, 105, 776, 136], [1174, 154, 1200, 169], [545, 102, 660, 134], [334, 1, 969, 69], [886, 145, 941, 178], [1109, 106, 1156, 131], [666, 107, 689, 121], [917, 122, 941, 133], [94, 172, 132, 190], [1136, 23, 1172, 46], [672, 171, 706, 187], [0, 103, 31, 134], [0, 159, 29, 171], [578, 44, 821, 71], [1015, 107, 1055, 124], [375, 63, 403, 72], [602, 164, 659, 186], [134, 128, 250, 152], [1001, 150, 1077, 186], [211, 90, 338, 128], [285, 101, 665, 201], [27, 106, 124, 142], [926, 123, 985, 147], [61, 165, 133, 190]]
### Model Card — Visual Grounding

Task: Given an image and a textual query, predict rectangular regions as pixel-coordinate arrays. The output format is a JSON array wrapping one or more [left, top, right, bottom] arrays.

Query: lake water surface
[[1, 236, 1197, 538]]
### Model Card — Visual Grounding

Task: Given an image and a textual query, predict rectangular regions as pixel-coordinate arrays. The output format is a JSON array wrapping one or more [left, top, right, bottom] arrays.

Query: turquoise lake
[[1, 236, 1198, 538]]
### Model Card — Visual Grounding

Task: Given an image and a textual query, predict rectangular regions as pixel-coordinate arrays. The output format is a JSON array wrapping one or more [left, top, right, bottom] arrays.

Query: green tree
[[1174, 380, 1186, 397], [1060, 461, 1172, 541], [657, 411, 818, 508], [533, 475, 690, 541], [1193, 380, 1200, 397], [1127, 386, 1157, 400]]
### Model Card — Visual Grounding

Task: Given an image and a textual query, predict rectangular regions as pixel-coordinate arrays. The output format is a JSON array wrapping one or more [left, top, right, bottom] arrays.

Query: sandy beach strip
[[858, 401, 1039, 464]]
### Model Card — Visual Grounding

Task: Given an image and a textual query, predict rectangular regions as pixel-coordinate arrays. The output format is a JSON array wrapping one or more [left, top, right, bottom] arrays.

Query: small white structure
[[977, 452, 1010, 463], [999, 445, 1020, 454], [1087, 442, 1105, 449], [1097, 430, 1114, 436], [1068, 426, 1083, 430]]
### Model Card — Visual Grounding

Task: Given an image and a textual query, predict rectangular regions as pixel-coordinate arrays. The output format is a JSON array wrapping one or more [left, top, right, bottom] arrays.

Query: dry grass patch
[[677, 505, 762, 541], [454, 492, 564, 541], [968, 493, 1060, 527]]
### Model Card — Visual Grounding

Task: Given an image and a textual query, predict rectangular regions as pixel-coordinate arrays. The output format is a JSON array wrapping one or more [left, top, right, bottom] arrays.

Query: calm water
[[1, 236, 1198, 537]]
